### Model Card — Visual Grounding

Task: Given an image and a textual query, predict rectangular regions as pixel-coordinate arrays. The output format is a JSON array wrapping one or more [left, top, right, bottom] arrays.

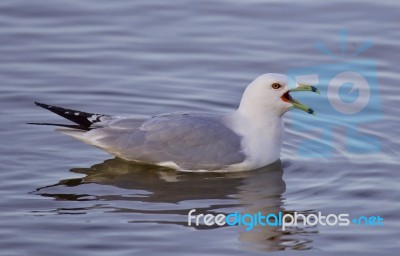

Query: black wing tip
[[27, 122, 55, 125], [27, 122, 89, 130], [31, 101, 108, 128], [34, 102, 53, 109]]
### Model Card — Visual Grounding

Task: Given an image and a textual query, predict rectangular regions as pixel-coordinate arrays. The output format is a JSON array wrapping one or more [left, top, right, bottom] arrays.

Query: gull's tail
[[28, 102, 110, 130]]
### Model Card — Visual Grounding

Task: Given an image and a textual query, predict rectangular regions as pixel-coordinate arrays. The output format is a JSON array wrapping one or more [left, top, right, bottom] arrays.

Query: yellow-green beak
[[281, 84, 320, 115]]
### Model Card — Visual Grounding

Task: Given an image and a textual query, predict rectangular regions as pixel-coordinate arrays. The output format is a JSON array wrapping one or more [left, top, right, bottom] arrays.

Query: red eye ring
[[272, 83, 281, 89]]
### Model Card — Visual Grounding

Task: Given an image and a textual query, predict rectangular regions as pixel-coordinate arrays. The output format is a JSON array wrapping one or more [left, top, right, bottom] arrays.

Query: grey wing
[[95, 113, 246, 170]]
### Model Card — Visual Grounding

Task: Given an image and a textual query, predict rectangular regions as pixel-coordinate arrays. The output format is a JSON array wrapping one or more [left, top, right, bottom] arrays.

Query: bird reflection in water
[[33, 158, 316, 251]]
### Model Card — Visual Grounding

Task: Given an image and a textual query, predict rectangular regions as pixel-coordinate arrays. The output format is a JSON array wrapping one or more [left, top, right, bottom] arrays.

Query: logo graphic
[[187, 209, 384, 231], [286, 30, 382, 158]]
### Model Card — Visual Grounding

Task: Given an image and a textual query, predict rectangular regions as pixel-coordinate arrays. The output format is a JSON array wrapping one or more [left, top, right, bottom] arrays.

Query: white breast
[[224, 111, 284, 169]]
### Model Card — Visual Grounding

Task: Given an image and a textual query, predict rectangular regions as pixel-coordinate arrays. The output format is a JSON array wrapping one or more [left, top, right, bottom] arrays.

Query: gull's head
[[238, 73, 320, 117]]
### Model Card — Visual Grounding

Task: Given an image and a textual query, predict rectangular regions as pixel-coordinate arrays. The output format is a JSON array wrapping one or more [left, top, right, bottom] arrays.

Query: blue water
[[0, 0, 399, 255]]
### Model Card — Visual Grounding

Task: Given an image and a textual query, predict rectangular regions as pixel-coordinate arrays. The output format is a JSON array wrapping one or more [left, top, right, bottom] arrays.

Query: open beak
[[281, 84, 320, 115]]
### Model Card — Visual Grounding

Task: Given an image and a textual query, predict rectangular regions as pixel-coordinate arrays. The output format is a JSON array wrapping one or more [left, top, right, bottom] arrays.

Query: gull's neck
[[236, 87, 283, 130], [224, 99, 284, 169]]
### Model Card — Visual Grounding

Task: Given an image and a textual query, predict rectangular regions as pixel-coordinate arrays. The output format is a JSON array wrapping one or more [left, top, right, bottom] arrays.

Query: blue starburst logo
[[286, 29, 382, 158]]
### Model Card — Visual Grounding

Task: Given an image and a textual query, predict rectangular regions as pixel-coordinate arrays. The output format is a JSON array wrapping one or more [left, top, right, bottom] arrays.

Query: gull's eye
[[271, 83, 282, 89]]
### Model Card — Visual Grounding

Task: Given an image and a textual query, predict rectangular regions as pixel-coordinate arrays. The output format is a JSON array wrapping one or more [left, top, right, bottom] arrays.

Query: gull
[[30, 73, 319, 172]]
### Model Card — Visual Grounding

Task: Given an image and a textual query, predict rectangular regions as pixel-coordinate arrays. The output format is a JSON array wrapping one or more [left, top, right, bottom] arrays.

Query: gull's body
[[30, 73, 318, 172]]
